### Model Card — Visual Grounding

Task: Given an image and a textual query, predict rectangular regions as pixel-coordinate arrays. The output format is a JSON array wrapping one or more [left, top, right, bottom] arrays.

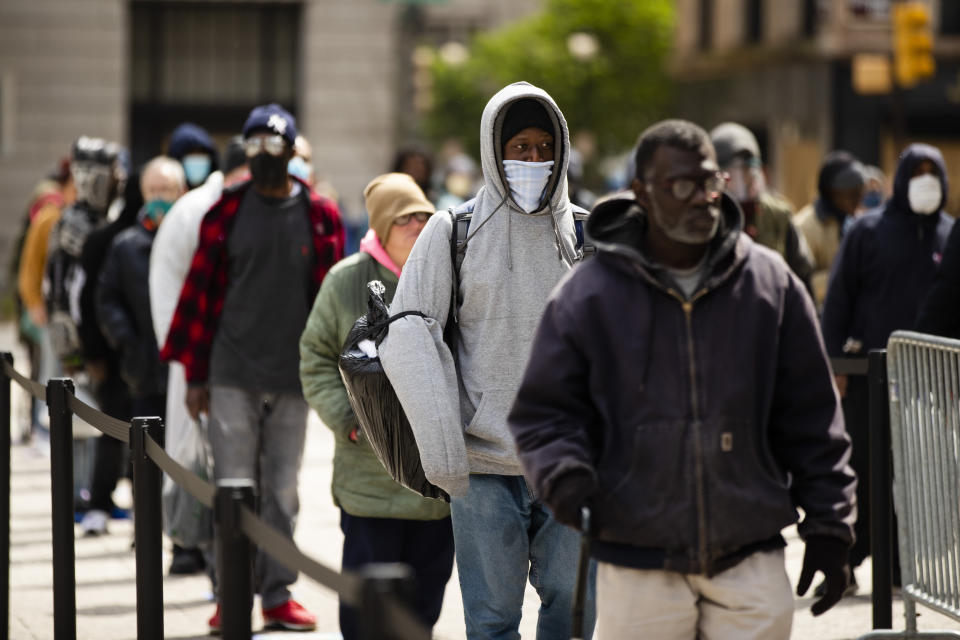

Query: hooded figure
[[379, 81, 596, 639], [822, 142, 953, 583], [794, 151, 866, 305], [168, 123, 219, 189]]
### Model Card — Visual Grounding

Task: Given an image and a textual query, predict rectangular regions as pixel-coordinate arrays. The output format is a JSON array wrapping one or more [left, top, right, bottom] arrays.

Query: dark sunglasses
[[243, 134, 286, 158], [656, 172, 728, 202], [394, 211, 431, 226]]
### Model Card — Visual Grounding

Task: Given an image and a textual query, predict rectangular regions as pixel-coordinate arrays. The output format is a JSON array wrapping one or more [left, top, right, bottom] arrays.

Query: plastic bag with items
[[338, 281, 449, 502]]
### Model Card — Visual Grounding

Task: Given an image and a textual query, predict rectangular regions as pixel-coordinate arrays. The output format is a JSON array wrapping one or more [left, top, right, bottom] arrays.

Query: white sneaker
[[80, 509, 109, 536]]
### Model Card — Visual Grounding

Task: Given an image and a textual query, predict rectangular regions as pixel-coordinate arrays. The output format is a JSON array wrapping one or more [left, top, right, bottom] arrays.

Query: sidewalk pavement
[[5, 328, 960, 639]]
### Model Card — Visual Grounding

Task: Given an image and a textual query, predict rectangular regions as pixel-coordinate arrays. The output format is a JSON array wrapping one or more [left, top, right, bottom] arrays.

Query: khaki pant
[[597, 549, 793, 640]]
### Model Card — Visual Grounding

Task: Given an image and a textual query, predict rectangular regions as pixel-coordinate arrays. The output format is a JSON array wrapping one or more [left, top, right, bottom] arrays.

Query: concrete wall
[[0, 0, 126, 290]]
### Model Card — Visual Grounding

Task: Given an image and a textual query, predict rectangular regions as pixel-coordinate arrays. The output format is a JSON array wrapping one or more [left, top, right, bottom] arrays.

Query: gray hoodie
[[380, 82, 580, 497]]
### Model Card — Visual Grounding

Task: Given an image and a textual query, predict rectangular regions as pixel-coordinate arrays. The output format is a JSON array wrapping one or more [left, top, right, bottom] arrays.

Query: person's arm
[[299, 270, 358, 442], [771, 271, 857, 615], [95, 240, 137, 352], [17, 206, 59, 323], [771, 272, 856, 544], [916, 219, 960, 337], [508, 290, 600, 527], [821, 226, 863, 396], [784, 220, 815, 297], [378, 213, 468, 497]]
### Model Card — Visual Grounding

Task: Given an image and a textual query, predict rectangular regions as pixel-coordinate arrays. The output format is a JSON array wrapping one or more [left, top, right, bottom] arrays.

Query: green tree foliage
[[425, 0, 674, 162]]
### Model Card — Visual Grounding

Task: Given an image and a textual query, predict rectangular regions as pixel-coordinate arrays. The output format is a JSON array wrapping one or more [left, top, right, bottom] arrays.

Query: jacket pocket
[[594, 419, 695, 551], [464, 389, 515, 446], [705, 418, 795, 552]]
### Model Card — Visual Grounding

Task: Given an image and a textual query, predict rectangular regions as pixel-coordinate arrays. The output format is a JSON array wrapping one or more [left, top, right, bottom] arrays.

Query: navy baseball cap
[[242, 104, 297, 145]]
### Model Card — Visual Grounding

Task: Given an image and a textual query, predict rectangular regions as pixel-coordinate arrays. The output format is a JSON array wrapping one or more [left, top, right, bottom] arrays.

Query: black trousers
[[339, 510, 455, 640]]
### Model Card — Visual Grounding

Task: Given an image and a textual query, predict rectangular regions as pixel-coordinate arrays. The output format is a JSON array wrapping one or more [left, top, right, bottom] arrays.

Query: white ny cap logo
[[267, 114, 287, 135]]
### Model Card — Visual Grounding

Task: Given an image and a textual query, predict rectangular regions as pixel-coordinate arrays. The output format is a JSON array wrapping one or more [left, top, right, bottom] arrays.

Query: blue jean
[[450, 474, 596, 640]]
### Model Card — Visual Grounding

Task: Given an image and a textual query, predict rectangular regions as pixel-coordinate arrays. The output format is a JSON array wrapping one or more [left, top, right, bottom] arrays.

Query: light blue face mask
[[288, 156, 312, 183], [182, 153, 212, 187]]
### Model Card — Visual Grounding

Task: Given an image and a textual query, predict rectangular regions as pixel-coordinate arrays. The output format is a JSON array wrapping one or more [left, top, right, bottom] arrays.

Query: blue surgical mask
[[288, 156, 313, 183], [861, 190, 883, 209], [182, 153, 212, 187]]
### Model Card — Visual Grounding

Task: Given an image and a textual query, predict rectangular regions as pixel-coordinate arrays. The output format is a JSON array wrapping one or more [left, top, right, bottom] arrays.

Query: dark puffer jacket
[[96, 214, 166, 398], [508, 192, 856, 576], [823, 143, 953, 357]]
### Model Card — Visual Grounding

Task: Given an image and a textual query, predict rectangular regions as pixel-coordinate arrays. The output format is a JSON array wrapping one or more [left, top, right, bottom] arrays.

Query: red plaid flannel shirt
[[159, 179, 344, 383]]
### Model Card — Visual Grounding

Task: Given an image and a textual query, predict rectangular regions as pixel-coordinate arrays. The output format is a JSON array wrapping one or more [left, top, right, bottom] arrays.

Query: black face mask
[[249, 153, 289, 191]]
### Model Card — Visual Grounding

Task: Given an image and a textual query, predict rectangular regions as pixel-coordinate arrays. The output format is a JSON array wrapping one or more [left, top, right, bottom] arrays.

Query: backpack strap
[[572, 205, 595, 259]]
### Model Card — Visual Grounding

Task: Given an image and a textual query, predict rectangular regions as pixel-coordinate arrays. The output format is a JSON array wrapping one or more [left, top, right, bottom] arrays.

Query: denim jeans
[[207, 386, 308, 609], [450, 474, 596, 640]]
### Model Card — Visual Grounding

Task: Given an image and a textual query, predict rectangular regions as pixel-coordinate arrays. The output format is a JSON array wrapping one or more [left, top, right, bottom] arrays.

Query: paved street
[[4, 326, 960, 639]]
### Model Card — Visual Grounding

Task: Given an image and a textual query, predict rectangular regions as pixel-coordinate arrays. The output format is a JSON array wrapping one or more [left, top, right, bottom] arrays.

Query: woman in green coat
[[299, 172, 452, 639]]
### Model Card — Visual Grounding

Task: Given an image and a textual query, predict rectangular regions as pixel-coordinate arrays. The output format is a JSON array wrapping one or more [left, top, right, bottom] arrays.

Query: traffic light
[[892, 1, 935, 87]]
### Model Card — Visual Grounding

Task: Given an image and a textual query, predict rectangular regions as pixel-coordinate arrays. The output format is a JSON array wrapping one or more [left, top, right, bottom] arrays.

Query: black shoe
[[169, 546, 205, 575], [813, 572, 858, 598]]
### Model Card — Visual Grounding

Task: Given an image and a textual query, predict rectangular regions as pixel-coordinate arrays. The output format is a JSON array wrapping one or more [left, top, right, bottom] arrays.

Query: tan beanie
[[363, 172, 435, 245]]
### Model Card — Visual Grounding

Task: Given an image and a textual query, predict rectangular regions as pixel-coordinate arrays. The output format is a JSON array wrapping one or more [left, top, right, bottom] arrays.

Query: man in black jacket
[[97, 156, 186, 418], [508, 120, 856, 639]]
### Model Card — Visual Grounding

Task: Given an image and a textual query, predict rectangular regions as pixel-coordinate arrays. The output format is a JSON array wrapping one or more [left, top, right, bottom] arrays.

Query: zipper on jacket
[[675, 292, 709, 573]]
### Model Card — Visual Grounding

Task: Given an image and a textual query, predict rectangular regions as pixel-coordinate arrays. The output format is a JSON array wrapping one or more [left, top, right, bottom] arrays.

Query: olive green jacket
[[299, 251, 449, 520]]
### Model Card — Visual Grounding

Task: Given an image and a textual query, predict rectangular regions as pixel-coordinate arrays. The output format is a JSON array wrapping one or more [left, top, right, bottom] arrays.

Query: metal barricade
[[859, 331, 960, 639]]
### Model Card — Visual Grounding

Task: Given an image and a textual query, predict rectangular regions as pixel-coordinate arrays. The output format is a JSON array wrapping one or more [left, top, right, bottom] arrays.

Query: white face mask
[[503, 160, 554, 213], [908, 174, 942, 215]]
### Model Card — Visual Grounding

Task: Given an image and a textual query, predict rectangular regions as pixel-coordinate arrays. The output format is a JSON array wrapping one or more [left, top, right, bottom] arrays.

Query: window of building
[[699, 0, 713, 50], [803, 0, 817, 37], [746, 0, 763, 44], [129, 1, 301, 165]]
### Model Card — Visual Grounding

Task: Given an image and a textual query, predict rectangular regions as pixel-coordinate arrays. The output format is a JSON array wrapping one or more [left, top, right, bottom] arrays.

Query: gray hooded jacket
[[379, 82, 581, 497]]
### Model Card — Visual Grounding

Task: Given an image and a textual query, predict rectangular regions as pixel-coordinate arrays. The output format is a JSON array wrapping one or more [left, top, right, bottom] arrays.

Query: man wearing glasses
[[508, 119, 857, 639], [161, 103, 344, 634]]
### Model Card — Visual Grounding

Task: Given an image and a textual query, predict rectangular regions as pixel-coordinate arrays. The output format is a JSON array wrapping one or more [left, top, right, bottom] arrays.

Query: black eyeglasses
[[394, 211, 431, 226], [655, 172, 727, 202]]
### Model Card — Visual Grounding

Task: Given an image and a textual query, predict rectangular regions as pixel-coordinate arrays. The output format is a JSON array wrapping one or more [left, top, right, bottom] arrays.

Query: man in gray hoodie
[[380, 82, 596, 638]]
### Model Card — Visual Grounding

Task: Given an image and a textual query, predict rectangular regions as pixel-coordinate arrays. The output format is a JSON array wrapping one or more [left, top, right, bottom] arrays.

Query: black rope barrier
[[1, 359, 45, 402], [2, 358, 433, 639], [65, 394, 129, 443]]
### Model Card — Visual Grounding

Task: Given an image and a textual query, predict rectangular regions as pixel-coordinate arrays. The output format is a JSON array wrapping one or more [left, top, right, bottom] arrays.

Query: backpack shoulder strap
[[572, 205, 595, 259]]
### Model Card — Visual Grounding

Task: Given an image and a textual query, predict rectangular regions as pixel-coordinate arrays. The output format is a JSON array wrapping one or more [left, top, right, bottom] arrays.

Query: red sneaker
[[262, 599, 317, 631], [207, 604, 221, 635]]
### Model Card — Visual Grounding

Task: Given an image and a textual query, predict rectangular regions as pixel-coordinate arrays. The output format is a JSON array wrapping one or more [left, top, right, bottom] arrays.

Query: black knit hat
[[501, 99, 554, 148]]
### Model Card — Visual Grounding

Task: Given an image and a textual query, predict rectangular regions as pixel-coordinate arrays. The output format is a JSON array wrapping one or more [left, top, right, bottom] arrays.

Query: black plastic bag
[[338, 281, 449, 502]]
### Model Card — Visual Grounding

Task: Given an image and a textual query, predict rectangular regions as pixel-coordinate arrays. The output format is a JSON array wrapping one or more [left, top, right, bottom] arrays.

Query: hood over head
[[890, 142, 949, 215], [815, 150, 864, 220], [168, 123, 219, 170], [479, 81, 570, 216]]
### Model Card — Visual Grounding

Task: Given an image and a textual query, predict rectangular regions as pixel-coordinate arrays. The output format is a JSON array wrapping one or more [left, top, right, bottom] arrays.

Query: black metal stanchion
[[216, 479, 255, 640], [131, 417, 164, 640], [47, 378, 76, 640], [0, 353, 11, 640], [357, 563, 416, 640], [868, 349, 893, 629]]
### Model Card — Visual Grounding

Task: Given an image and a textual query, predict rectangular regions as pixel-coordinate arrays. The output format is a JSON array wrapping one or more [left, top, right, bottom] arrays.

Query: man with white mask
[[380, 82, 597, 639], [823, 142, 954, 595]]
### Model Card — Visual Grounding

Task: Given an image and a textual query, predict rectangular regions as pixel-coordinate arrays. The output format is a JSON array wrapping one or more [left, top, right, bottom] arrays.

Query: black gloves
[[547, 469, 597, 530], [796, 535, 852, 616]]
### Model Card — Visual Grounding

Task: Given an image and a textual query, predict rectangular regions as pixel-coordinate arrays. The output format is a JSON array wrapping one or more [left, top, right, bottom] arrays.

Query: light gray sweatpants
[[207, 385, 309, 610]]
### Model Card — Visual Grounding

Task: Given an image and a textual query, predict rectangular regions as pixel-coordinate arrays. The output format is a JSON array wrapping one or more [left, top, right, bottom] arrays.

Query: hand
[[85, 359, 108, 384], [796, 535, 851, 616], [834, 375, 848, 399], [546, 468, 598, 530], [186, 385, 210, 420], [27, 305, 48, 327]]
